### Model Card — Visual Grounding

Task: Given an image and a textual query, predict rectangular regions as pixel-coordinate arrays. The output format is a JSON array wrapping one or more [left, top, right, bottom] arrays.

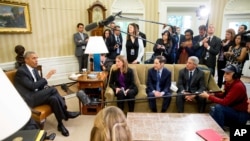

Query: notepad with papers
[[196, 128, 223, 141]]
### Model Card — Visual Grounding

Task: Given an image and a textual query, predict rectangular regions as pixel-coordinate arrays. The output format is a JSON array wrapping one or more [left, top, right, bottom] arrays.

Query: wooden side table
[[70, 71, 108, 115]]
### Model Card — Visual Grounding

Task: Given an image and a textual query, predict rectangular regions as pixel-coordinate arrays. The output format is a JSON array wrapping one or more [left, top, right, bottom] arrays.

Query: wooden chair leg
[[36, 120, 46, 129]]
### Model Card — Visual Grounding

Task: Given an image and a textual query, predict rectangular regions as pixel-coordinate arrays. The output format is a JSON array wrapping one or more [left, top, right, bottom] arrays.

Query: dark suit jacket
[[193, 35, 206, 58], [153, 38, 172, 61], [14, 65, 48, 107], [178, 34, 185, 45], [146, 67, 171, 95], [139, 31, 146, 47], [177, 67, 206, 93], [107, 34, 123, 60], [109, 68, 138, 93], [101, 57, 114, 73], [73, 32, 89, 57], [194, 35, 221, 68]]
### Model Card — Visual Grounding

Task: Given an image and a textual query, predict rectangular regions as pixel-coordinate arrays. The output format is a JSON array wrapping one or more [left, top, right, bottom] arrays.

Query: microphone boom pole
[[118, 15, 170, 26], [88, 90, 222, 105], [104, 25, 156, 46]]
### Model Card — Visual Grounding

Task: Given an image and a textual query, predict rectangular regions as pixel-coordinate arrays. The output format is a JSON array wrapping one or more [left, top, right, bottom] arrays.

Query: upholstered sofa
[[104, 64, 221, 113]]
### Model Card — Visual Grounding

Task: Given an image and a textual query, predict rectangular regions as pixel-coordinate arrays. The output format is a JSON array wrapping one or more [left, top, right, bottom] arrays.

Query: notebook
[[196, 128, 223, 141]]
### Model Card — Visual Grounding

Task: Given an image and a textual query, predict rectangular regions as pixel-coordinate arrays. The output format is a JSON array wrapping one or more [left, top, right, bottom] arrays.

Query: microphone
[[85, 22, 98, 32], [114, 11, 122, 17], [77, 90, 91, 105], [100, 15, 115, 27], [85, 16, 115, 32], [85, 11, 122, 32]]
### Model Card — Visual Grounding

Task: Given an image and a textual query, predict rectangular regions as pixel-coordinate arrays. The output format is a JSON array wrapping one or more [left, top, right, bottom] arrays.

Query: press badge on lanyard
[[130, 49, 135, 55]]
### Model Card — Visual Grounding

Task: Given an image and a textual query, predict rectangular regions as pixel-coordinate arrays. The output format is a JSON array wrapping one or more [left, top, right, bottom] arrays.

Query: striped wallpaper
[[0, 0, 227, 64]]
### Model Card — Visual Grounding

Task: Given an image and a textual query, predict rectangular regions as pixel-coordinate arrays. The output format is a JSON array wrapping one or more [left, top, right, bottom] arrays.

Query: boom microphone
[[85, 22, 99, 32], [77, 90, 91, 105], [85, 11, 122, 32], [114, 11, 122, 17], [85, 15, 115, 32]]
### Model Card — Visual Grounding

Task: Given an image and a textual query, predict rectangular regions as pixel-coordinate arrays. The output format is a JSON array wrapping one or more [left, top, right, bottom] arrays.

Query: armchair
[[5, 65, 52, 129]]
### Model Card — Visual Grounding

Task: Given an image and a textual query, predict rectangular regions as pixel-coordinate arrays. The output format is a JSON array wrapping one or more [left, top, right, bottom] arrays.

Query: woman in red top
[[200, 64, 250, 129]]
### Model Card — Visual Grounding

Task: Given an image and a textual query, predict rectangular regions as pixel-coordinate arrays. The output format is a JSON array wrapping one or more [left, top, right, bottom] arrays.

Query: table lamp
[[85, 36, 109, 54], [85, 36, 109, 71], [0, 68, 31, 140]]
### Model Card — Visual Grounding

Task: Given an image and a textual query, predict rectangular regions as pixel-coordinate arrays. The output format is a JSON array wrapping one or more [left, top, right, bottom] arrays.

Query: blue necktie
[[116, 36, 120, 54], [156, 71, 160, 91]]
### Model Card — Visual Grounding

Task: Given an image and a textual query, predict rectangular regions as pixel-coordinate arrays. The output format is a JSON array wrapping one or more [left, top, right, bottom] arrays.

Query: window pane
[[167, 15, 192, 34], [229, 22, 249, 33]]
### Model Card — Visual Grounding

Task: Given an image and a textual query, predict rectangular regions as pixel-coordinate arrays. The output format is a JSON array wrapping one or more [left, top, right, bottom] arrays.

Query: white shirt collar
[[26, 64, 34, 72], [26, 64, 37, 81]]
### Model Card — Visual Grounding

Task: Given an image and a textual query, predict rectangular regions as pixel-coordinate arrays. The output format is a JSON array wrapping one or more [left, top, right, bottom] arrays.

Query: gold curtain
[[209, 0, 228, 37]]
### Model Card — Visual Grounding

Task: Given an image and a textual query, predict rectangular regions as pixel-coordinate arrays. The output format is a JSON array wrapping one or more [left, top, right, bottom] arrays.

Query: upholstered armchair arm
[[207, 77, 221, 92], [203, 70, 221, 92], [31, 109, 41, 116], [104, 86, 115, 101]]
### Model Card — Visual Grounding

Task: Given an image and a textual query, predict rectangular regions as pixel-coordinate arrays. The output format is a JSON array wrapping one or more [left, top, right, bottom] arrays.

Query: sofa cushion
[[164, 64, 175, 81], [173, 64, 186, 82], [127, 64, 141, 88]]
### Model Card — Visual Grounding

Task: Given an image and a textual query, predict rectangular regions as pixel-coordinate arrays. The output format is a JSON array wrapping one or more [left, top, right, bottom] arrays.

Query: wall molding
[[0, 56, 79, 86]]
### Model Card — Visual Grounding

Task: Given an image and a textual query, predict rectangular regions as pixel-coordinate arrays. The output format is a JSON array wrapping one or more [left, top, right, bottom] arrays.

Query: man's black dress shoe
[[66, 111, 80, 119], [45, 133, 56, 140], [57, 124, 69, 136]]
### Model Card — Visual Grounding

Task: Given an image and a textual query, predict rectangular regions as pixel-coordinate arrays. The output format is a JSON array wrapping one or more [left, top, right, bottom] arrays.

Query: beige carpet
[[54, 82, 78, 97], [44, 95, 96, 141]]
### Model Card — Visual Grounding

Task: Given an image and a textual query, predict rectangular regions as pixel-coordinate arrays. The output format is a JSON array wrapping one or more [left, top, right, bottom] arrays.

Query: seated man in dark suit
[[14, 51, 80, 137], [146, 55, 172, 112], [176, 56, 206, 113]]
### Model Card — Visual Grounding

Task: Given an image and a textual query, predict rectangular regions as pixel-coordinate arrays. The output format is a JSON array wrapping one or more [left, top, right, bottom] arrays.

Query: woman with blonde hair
[[217, 28, 235, 88], [109, 55, 138, 112], [90, 106, 132, 141]]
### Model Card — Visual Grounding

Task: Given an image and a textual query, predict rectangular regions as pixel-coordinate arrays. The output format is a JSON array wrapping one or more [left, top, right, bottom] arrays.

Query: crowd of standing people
[[73, 21, 250, 136]]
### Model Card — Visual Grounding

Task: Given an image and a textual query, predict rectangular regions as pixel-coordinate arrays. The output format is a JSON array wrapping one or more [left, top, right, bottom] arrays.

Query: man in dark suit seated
[[176, 56, 206, 113], [146, 55, 172, 112], [14, 51, 80, 137]]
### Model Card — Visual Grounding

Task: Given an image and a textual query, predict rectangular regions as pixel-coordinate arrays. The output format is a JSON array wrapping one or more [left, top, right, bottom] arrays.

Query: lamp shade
[[85, 36, 109, 54], [0, 68, 31, 140]]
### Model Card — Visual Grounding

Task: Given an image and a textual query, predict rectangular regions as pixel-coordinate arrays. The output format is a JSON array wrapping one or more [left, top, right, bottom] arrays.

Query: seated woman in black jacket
[[109, 55, 138, 112]]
